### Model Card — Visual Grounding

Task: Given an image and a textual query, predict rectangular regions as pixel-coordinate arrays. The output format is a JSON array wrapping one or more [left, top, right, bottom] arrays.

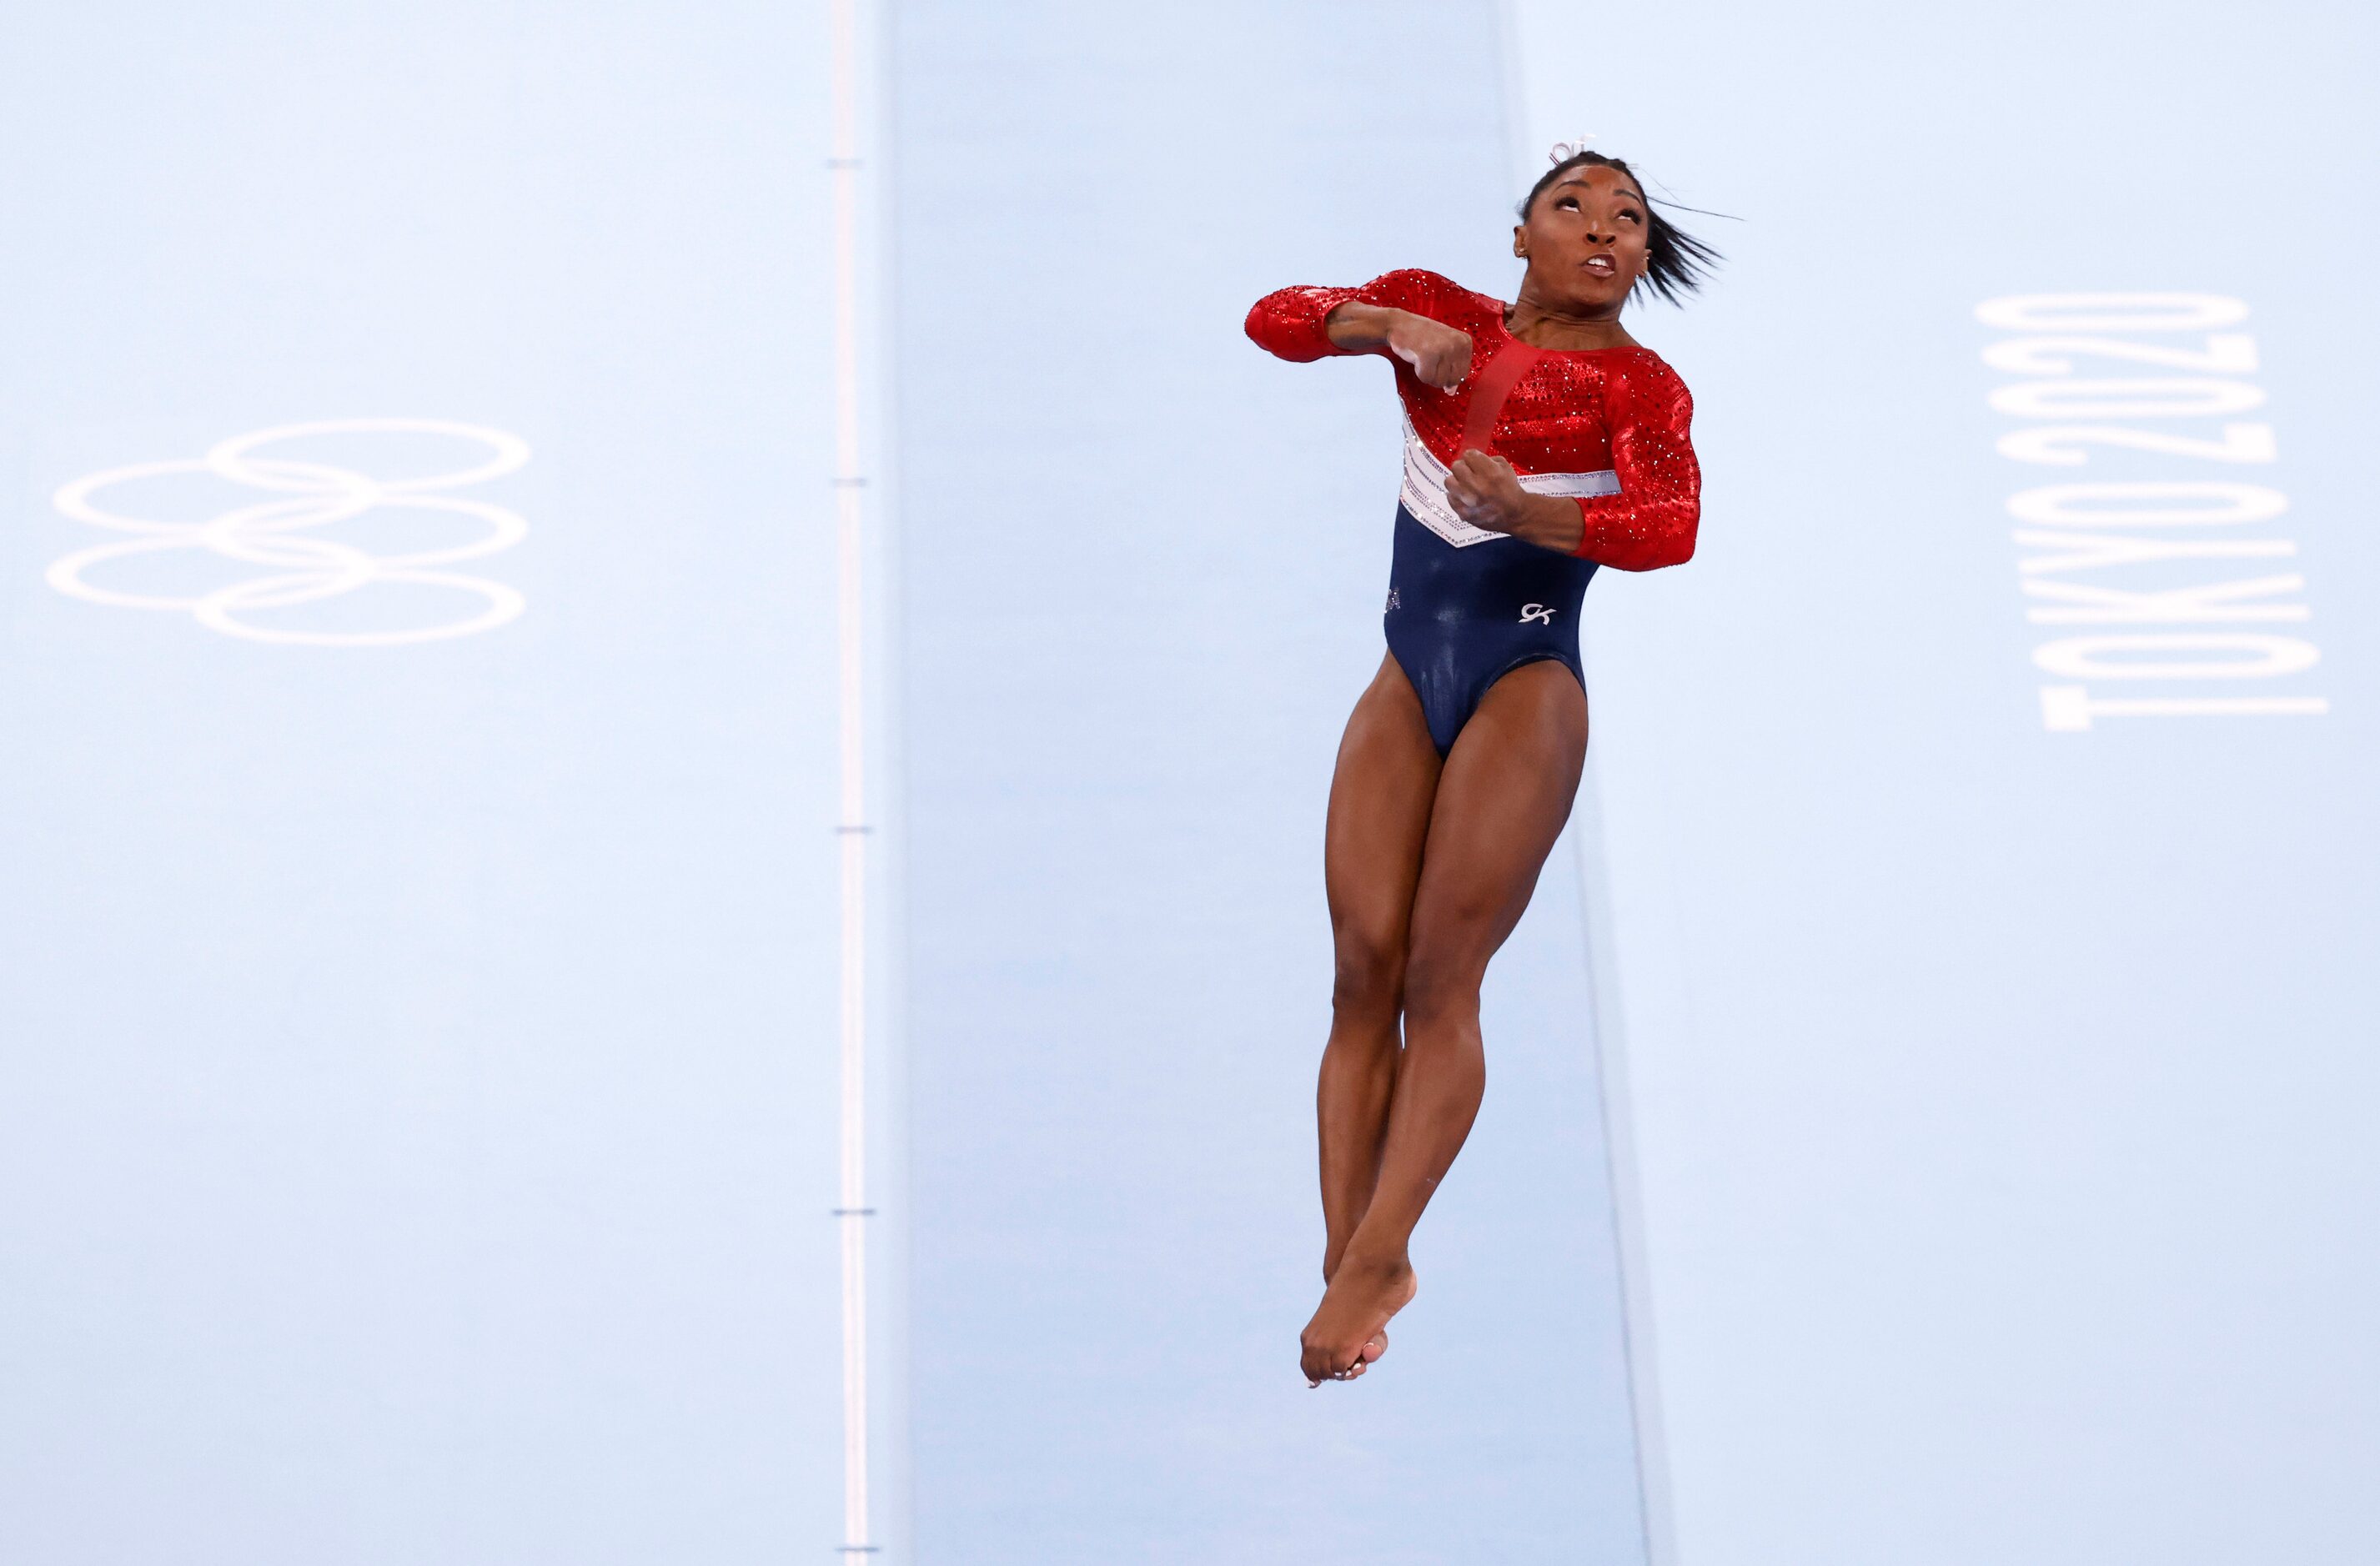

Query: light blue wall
[[1511, 3, 2380, 1563], [9, 3, 2370, 1563], [0, 4, 861, 1560], [891, 3, 1645, 1562]]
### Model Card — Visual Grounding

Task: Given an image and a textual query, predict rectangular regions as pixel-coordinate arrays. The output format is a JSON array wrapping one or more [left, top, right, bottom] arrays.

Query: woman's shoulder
[[1592, 345, 1695, 424], [1601, 344, 1689, 389], [1361, 269, 1504, 323]]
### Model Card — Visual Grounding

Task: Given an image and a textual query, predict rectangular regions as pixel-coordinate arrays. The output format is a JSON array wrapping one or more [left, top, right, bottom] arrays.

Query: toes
[[1301, 1341, 1367, 1385]]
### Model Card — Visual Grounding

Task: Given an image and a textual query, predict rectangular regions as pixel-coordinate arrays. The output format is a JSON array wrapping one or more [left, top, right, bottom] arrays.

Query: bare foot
[[1327, 1327, 1391, 1383], [1300, 1253, 1416, 1385], [1320, 1253, 1389, 1379]]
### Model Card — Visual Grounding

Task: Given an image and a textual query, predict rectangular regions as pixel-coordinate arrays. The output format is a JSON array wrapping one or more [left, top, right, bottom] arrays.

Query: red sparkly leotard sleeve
[[1570, 355, 1698, 571], [1242, 269, 1464, 362]]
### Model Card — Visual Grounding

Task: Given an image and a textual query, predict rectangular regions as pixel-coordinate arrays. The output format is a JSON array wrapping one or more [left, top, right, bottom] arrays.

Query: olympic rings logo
[[48, 418, 530, 647]]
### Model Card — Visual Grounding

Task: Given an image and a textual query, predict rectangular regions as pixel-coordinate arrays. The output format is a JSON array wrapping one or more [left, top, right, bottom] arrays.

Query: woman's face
[[1515, 164, 1652, 314]]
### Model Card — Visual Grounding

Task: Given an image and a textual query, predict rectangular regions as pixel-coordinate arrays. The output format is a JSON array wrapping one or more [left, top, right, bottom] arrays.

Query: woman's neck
[[1504, 290, 1637, 351]]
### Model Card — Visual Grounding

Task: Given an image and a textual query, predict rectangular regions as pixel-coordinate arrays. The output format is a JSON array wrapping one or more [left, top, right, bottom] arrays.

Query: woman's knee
[[1331, 927, 1405, 1016], [1400, 942, 1484, 1026]]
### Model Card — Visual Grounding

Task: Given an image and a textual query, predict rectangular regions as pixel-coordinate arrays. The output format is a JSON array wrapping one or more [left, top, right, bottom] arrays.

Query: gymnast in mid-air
[[1245, 146, 1715, 1387]]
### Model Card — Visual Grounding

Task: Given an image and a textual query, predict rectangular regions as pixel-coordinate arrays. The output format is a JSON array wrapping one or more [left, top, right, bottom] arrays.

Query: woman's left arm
[[1444, 361, 1701, 568]]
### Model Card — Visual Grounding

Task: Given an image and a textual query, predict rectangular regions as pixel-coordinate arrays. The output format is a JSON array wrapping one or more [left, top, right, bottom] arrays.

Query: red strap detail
[[1458, 343, 1543, 461]]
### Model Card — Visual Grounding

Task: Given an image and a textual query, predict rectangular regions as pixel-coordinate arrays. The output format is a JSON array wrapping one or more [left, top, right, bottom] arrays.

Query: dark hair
[[1517, 152, 1720, 307]]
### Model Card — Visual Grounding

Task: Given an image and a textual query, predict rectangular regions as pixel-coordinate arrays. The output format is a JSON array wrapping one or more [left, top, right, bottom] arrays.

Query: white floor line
[[829, 0, 873, 1554]]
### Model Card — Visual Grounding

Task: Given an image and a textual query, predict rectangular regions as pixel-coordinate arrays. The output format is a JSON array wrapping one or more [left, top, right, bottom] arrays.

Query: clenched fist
[[1445, 450, 1585, 554], [1323, 303, 1474, 392], [1383, 314, 1474, 392]]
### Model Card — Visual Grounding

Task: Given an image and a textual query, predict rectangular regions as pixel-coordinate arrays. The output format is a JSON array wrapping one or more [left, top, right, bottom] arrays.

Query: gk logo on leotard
[[1519, 603, 1554, 625]]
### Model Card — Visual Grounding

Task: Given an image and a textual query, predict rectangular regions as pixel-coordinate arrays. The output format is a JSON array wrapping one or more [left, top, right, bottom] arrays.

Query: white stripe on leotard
[[1398, 415, 1620, 549]]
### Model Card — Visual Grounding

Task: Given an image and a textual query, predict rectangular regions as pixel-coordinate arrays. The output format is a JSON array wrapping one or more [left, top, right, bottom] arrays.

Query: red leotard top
[[1243, 269, 1700, 570]]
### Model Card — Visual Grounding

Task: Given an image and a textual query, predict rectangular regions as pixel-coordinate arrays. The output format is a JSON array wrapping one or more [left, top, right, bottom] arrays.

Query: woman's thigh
[[1403, 660, 1588, 1005], [1324, 654, 1443, 992]]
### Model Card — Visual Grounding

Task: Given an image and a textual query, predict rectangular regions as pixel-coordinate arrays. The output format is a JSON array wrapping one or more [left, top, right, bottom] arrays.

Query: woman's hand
[[1445, 451, 1586, 553], [1324, 304, 1473, 390], [1383, 313, 1473, 391]]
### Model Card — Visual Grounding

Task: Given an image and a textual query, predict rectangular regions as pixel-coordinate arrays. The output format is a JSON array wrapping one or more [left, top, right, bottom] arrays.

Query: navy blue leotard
[[1383, 502, 1599, 755], [1248, 269, 1701, 754]]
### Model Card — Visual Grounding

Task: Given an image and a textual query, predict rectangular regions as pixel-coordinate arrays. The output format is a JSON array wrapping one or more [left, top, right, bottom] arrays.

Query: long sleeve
[[1243, 285, 1364, 362], [1572, 358, 1700, 570], [1242, 269, 1459, 363]]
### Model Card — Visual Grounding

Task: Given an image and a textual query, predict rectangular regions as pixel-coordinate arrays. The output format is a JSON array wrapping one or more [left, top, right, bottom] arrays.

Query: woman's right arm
[[1323, 303, 1472, 390], [1243, 273, 1474, 390]]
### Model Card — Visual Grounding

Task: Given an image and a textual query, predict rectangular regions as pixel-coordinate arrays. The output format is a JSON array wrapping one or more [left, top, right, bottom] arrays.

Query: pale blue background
[[891, 4, 1644, 1561], [4, 2, 2374, 1564], [1514, 3, 2380, 1564], [0, 4, 859, 1562]]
